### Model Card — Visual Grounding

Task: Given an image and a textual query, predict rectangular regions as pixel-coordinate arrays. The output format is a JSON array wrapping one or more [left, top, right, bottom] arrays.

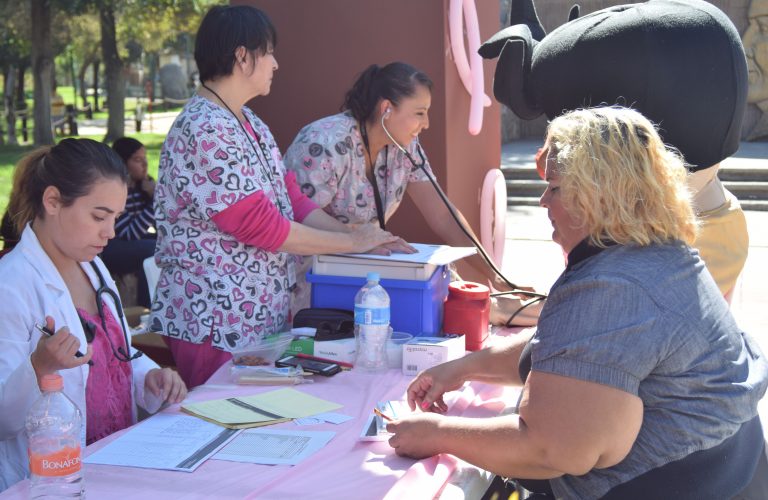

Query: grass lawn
[[0, 132, 165, 216]]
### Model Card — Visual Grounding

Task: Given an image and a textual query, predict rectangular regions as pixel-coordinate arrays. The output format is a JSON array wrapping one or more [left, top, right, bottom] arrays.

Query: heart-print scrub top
[[151, 95, 294, 351]]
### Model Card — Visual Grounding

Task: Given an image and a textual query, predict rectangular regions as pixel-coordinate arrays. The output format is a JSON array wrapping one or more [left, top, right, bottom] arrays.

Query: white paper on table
[[84, 413, 240, 472], [213, 428, 335, 465], [293, 417, 323, 426], [293, 412, 352, 426], [339, 243, 476, 266], [313, 412, 353, 424]]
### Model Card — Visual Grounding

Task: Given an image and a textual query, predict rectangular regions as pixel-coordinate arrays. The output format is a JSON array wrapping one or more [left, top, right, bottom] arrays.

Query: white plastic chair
[[142, 257, 160, 303]]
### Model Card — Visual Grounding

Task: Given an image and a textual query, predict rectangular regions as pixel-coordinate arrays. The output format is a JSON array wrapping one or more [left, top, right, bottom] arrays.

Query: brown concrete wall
[[498, 0, 761, 141], [235, 0, 501, 278]]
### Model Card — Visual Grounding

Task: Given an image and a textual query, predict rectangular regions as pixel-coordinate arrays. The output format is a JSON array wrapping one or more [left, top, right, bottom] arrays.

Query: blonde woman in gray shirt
[[387, 107, 768, 500]]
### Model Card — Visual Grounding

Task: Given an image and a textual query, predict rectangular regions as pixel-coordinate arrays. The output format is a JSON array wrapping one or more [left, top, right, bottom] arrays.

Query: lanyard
[[200, 84, 287, 216], [359, 122, 388, 230], [199, 85, 296, 290]]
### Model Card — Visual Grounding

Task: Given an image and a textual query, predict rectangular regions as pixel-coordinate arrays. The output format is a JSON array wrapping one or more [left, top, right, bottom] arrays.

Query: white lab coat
[[0, 224, 162, 491]]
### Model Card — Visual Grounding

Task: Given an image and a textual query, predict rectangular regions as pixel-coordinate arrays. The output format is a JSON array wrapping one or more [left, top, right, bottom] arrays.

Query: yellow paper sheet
[[181, 388, 342, 427], [238, 388, 342, 419]]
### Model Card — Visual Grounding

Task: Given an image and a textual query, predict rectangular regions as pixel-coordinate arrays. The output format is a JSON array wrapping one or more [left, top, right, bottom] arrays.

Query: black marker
[[34, 324, 94, 366]]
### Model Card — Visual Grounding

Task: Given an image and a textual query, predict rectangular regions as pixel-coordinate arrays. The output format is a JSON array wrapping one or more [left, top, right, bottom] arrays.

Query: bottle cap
[[40, 373, 63, 392], [448, 281, 490, 300], [366, 272, 380, 282]]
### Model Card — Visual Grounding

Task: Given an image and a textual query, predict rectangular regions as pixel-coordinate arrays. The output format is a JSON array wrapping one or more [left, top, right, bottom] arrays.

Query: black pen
[[34, 324, 94, 366]]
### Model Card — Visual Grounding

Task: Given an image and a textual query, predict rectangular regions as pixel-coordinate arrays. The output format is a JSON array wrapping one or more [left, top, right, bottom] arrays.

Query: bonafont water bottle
[[26, 373, 85, 499], [354, 272, 391, 372]]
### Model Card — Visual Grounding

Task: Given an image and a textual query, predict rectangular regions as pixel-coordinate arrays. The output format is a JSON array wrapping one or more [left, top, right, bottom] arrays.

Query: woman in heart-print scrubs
[[152, 5, 402, 388], [284, 62, 543, 325]]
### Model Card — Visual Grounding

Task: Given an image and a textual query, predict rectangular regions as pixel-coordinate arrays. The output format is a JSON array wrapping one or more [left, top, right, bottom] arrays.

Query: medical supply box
[[306, 266, 450, 336], [401, 335, 465, 376]]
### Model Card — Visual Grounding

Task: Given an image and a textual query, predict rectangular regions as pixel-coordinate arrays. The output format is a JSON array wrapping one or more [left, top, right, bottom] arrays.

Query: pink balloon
[[464, 0, 485, 135], [480, 169, 507, 268], [449, 0, 490, 135]]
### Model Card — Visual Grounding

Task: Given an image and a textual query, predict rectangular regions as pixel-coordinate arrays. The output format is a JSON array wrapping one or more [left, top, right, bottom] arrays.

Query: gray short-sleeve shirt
[[531, 242, 767, 499]]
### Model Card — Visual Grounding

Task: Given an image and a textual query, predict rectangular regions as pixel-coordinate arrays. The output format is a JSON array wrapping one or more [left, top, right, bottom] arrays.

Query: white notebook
[[313, 243, 475, 281]]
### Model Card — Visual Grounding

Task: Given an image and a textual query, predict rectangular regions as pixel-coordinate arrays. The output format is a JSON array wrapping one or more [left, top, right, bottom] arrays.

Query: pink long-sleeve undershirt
[[211, 121, 318, 251]]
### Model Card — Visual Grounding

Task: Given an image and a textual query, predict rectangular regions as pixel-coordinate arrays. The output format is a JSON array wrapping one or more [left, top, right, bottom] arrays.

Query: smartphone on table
[[275, 355, 341, 376]]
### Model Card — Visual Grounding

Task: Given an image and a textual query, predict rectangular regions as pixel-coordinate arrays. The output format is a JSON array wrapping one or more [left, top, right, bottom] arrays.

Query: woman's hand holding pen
[[390, 360, 469, 459], [386, 412, 445, 459], [30, 316, 94, 382], [145, 368, 187, 405]]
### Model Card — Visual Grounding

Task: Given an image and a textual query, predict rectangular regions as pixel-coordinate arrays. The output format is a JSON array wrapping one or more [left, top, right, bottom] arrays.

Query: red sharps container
[[442, 281, 490, 351]]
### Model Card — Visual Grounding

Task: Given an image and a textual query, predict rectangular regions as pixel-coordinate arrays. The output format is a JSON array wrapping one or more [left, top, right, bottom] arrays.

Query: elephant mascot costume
[[480, 0, 749, 299]]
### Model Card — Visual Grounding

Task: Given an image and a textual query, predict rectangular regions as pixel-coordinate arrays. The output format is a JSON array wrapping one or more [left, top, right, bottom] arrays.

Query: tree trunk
[[15, 65, 29, 143], [16, 65, 26, 110], [92, 60, 99, 112], [0, 69, 6, 146], [100, 2, 124, 143], [77, 59, 89, 109], [15, 65, 27, 143], [4, 66, 17, 146], [31, 0, 54, 146]]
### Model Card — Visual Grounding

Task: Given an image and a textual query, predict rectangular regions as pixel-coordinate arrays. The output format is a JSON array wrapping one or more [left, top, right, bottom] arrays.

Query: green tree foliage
[[0, 2, 30, 69], [68, 0, 215, 141]]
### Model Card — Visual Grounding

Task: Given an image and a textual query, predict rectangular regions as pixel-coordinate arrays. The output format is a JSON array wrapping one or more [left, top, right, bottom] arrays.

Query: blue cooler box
[[306, 266, 450, 336]]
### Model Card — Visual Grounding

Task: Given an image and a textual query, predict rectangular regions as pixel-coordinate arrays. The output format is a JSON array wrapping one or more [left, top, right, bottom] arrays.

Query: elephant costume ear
[[568, 4, 580, 22], [508, 0, 546, 41], [479, 0, 546, 119], [481, 27, 542, 120]]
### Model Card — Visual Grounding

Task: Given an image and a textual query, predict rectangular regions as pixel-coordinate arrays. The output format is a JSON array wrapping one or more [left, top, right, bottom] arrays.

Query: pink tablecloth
[[2, 329, 527, 500]]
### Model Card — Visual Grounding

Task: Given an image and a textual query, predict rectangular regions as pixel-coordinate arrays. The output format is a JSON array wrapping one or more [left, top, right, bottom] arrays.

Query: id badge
[[287, 256, 297, 291]]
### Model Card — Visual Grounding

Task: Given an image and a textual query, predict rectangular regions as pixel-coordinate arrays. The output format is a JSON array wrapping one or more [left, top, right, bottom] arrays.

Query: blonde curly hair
[[545, 107, 698, 247]]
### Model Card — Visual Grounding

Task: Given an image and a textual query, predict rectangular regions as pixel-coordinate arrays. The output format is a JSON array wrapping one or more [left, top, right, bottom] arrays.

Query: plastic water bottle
[[26, 374, 85, 499], [354, 272, 391, 372]]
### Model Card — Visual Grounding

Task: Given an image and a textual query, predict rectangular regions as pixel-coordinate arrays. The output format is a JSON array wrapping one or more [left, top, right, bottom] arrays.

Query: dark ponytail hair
[[7, 138, 128, 235], [342, 62, 433, 124]]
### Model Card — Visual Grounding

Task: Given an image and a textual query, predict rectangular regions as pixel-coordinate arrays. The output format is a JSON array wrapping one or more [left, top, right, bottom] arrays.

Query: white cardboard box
[[314, 338, 356, 365], [313, 254, 437, 281], [402, 335, 465, 376]]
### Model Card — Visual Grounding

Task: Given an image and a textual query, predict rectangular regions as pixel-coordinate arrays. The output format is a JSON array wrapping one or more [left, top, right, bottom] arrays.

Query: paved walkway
[[499, 140, 768, 433], [76, 110, 179, 136]]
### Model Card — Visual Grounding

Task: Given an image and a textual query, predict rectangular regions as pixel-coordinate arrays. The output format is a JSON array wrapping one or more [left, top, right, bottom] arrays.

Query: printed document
[[84, 413, 239, 472], [214, 428, 335, 465]]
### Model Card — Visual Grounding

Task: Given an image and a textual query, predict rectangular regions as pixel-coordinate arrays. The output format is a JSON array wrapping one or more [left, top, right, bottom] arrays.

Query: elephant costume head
[[479, 0, 748, 171]]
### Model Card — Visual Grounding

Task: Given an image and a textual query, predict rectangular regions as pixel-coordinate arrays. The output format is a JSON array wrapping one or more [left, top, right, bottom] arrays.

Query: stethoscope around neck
[[83, 261, 142, 363], [380, 113, 428, 170], [375, 110, 548, 302], [363, 114, 428, 229]]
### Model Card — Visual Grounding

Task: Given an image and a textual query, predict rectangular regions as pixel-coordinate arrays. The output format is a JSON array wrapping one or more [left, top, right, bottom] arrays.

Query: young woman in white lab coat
[[0, 139, 187, 492]]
